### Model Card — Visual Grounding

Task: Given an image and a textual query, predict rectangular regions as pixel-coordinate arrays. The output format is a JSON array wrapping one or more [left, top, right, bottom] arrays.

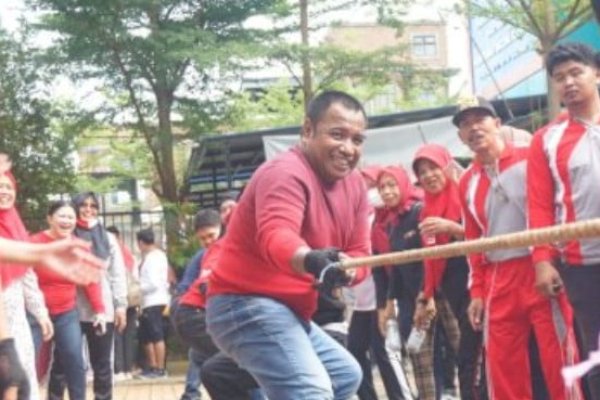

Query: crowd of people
[[0, 40, 599, 400]]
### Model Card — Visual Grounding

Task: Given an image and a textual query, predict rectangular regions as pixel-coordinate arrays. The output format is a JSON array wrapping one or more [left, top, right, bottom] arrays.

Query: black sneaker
[[135, 368, 158, 379], [153, 368, 167, 378]]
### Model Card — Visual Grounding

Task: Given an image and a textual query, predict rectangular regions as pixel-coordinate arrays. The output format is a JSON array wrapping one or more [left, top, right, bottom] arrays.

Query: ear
[[493, 117, 502, 130], [457, 129, 469, 146], [301, 117, 314, 144]]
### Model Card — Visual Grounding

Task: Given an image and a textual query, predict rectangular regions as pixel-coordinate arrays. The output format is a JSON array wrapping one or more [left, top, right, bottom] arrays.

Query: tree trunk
[[545, 60, 561, 119], [300, 0, 313, 110], [541, 1, 560, 119], [156, 91, 180, 250], [593, 0, 600, 21]]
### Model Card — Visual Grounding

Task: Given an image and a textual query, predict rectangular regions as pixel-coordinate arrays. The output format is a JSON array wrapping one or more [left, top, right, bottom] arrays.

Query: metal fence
[[100, 210, 167, 258]]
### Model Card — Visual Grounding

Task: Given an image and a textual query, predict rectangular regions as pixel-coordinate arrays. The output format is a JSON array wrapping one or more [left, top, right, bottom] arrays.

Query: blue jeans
[[182, 348, 202, 400], [48, 308, 86, 400], [206, 295, 362, 400]]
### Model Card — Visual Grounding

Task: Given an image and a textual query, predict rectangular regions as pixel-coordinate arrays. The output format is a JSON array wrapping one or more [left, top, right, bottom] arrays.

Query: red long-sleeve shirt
[[528, 116, 600, 266], [458, 145, 530, 299], [30, 231, 105, 316], [207, 147, 370, 320], [180, 239, 223, 309]]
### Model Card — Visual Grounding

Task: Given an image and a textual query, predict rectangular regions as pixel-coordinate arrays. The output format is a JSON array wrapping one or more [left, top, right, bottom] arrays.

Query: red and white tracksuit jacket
[[459, 144, 581, 400], [528, 116, 600, 266]]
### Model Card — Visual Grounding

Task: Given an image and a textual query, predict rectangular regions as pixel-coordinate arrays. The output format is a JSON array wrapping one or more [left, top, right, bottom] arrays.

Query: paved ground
[[39, 364, 393, 400]]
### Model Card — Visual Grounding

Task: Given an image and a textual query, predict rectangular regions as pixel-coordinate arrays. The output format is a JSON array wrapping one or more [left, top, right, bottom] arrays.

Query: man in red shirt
[[456, 96, 581, 400], [205, 90, 370, 399], [528, 42, 600, 399]]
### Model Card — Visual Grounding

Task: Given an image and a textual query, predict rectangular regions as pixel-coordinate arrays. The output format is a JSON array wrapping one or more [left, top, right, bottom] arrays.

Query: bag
[[126, 270, 142, 307]]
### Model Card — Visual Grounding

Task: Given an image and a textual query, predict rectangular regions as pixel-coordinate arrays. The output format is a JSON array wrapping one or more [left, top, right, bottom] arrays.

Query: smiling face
[[551, 60, 600, 109], [457, 109, 502, 156], [0, 175, 16, 210], [77, 196, 99, 222], [48, 205, 77, 239], [415, 158, 447, 195], [378, 173, 402, 208], [301, 102, 367, 184]]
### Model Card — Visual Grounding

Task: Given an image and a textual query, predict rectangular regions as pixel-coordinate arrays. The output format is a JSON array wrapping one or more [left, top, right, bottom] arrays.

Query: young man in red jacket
[[456, 96, 581, 400], [528, 42, 600, 399], [205, 90, 370, 400]]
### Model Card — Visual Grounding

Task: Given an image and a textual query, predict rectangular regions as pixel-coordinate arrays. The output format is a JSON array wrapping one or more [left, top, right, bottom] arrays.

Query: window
[[411, 34, 437, 58]]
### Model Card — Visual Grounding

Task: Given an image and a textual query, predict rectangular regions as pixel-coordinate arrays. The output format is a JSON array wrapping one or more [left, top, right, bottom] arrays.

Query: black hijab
[[73, 192, 111, 260]]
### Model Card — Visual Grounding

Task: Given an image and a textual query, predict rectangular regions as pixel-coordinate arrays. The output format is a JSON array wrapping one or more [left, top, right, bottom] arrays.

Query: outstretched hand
[[35, 239, 103, 285]]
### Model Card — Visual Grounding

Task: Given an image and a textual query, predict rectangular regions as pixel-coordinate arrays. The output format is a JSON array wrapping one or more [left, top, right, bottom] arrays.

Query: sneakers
[[135, 367, 168, 379], [114, 372, 131, 382], [441, 388, 459, 400], [154, 368, 167, 378], [179, 394, 201, 400]]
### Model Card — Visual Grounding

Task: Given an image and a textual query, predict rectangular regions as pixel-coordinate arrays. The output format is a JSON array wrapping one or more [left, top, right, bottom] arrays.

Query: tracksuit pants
[[483, 256, 582, 400]]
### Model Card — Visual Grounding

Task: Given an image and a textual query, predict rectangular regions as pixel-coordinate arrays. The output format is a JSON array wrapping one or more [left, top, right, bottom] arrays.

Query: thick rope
[[338, 218, 600, 270]]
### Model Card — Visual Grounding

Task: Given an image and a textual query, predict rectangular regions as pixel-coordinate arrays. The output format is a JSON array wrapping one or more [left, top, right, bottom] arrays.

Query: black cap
[[452, 96, 497, 127]]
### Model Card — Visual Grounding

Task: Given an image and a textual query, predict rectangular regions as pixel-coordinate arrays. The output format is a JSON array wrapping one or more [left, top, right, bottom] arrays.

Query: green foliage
[[27, 0, 290, 201], [460, 0, 592, 48], [223, 81, 304, 131], [27, 0, 291, 247], [0, 28, 79, 229]]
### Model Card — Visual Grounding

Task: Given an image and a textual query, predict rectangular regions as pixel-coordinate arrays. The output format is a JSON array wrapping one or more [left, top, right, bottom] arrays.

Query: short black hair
[[106, 226, 120, 237], [546, 42, 598, 76], [47, 200, 75, 217], [193, 209, 221, 232], [136, 228, 155, 245], [306, 90, 367, 126]]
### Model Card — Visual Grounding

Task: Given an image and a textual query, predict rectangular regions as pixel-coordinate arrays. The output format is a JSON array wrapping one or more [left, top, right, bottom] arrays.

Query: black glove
[[304, 248, 340, 279], [0, 338, 30, 400], [304, 248, 350, 291]]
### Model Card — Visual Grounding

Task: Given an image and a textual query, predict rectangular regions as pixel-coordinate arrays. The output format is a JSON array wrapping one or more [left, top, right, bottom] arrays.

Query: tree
[[463, 0, 593, 117], [27, 0, 289, 246], [274, 0, 413, 108], [0, 27, 79, 229]]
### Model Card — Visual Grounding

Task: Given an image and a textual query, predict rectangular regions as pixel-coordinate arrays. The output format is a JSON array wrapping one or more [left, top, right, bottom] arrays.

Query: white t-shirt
[[139, 248, 171, 309]]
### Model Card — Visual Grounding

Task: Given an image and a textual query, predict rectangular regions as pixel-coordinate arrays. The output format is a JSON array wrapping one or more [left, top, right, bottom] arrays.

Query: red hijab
[[412, 144, 461, 297], [359, 165, 383, 187], [371, 166, 422, 254], [0, 171, 30, 288], [413, 144, 462, 226]]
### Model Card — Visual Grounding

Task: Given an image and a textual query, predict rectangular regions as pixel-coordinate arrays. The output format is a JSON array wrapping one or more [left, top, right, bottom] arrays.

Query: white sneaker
[[114, 372, 126, 382]]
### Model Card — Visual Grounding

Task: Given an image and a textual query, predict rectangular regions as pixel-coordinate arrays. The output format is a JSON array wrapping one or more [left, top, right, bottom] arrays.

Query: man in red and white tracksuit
[[455, 96, 581, 400], [528, 42, 600, 399]]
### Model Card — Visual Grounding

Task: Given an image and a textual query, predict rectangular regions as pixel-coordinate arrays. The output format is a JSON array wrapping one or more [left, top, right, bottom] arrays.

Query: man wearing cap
[[455, 96, 581, 399]]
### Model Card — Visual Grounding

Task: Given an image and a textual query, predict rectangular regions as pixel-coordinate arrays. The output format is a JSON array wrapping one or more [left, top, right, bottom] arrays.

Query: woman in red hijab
[[0, 166, 52, 400], [412, 144, 484, 400], [373, 165, 443, 399]]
